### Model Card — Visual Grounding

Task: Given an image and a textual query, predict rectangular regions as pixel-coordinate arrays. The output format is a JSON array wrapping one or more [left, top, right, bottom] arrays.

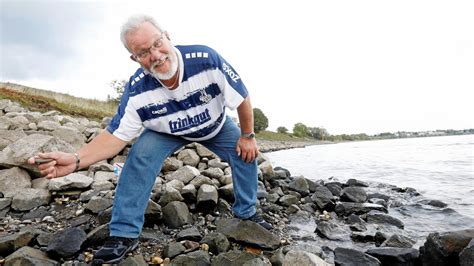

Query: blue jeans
[[109, 117, 258, 238]]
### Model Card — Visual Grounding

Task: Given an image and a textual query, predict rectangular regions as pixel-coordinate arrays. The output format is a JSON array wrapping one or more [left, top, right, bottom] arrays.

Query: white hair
[[120, 14, 163, 52]]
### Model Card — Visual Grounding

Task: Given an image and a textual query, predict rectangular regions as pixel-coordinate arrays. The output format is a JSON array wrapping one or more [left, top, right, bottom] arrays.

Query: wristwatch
[[241, 132, 255, 139]]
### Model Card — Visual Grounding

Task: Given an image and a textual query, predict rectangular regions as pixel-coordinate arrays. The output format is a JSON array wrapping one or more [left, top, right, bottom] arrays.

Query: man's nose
[[149, 47, 163, 61]]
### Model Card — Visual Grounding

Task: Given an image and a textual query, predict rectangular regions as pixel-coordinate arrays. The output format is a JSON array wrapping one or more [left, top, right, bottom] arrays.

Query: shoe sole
[[92, 241, 139, 265]]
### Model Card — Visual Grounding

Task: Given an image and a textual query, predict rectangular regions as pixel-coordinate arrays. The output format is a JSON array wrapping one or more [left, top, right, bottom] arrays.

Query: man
[[28, 14, 271, 264]]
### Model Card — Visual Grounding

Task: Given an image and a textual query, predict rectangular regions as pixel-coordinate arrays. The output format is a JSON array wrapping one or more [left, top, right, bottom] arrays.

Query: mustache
[[151, 56, 168, 68]]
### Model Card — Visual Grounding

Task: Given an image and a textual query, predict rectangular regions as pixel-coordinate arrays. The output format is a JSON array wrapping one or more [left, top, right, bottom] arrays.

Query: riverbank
[[1, 99, 472, 265]]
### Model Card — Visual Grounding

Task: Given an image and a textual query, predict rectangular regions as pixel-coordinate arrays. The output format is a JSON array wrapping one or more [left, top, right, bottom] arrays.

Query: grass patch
[[0, 87, 117, 121]]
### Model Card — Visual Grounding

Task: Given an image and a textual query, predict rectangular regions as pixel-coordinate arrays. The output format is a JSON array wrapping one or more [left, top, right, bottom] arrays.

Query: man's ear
[[130, 55, 137, 62], [165, 31, 170, 40]]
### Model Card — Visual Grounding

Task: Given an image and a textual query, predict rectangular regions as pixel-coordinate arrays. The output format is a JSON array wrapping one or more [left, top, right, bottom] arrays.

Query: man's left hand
[[236, 137, 259, 163]]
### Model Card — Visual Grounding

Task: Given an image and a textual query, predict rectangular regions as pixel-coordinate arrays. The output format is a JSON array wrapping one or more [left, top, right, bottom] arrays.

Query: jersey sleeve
[[213, 51, 249, 110], [106, 81, 143, 142]]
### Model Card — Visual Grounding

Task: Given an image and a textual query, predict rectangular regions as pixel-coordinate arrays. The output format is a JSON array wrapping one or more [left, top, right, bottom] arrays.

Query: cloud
[[0, 0, 105, 80]]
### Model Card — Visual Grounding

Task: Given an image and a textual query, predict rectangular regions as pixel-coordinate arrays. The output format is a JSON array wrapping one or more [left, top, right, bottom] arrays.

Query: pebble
[[42, 216, 56, 223], [200, 243, 209, 251], [151, 256, 163, 264]]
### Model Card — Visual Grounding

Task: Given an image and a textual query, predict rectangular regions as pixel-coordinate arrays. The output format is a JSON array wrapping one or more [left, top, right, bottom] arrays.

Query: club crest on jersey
[[199, 89, 212, 104], [152, 107, 167, 115], [222, 62, 240, 83]]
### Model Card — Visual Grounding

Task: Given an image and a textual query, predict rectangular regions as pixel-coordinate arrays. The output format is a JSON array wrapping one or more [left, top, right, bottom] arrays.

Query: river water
[[265, 134, 474, 245]]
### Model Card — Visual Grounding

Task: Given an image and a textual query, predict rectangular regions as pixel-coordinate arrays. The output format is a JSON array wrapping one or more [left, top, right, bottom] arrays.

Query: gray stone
[[279, 194, 299, 207], [197, 184, 218, 212], [31, 177, 49, 189], [283, 250, 330, 266], [177, 227, 202, 242], [0, 231, 35, 256], [163, 242, 186, 259], [207, 158, 229, 169], [202, 167, 224, 179], [212, 250, 262, 266], [94, 171, 115, 182], [47, 227, 87, 259], [334, 247, 381, 266], [366, 211, 404, 229], [91, 180, 114, 191], [341, 186, 367, 203], [172, 250, 211, 265], [258, 161, 274, 179], [48, 173, 93, 191], [196, 143, 215, 157], [12, 188, 51, 211], [164, 179, 185, 192], [217, 218, 280, 250], [85, 196, 113, 213], [162, 157, 183, 172], [460, 239, 474, 266], [158, 186, 184, 206], [177, 149, 200, 167], [144, 199, 162, 225], [181, 184, 197, 202], [200, 232, 230, 255], [0, 198, 11, 210], [420, 229, 474, 266], [366, 247, 420, 266], [52, 126, 85, 150], [289, 176, 310, 196], [0, 167, 32, 197], [311, 185, 335, 211], [315, 221, 350, 241], [162, 201, 192, 228], [190, 175, 213, 188], [5, 246, 57, 266], [37, 120, 61, 131], [381, 234, 416, 248], [0, 129, 27, 150], [166, 165, 200, 184], [346, 178, 369, 187]]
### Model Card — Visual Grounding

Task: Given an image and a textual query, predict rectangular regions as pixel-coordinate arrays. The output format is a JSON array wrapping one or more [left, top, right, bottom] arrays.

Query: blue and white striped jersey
[[107, 45, 248, 142]]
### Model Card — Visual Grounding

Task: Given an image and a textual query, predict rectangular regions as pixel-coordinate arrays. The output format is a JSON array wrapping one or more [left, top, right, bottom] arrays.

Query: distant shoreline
[[258, 139, 334, 153]]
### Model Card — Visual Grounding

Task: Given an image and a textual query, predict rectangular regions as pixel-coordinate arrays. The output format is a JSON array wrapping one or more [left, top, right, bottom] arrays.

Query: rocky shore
[[0, 98, 473, 266]]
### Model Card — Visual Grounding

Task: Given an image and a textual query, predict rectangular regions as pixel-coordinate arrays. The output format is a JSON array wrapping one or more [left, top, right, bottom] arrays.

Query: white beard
[[150, 51, 178, 80]]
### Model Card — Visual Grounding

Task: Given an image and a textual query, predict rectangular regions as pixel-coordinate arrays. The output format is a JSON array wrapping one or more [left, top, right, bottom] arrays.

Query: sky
[[1, 0, 473, 135]]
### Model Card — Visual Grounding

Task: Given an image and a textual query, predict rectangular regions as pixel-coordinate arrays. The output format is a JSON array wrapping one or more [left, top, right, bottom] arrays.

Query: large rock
[[315, 221, 350, 241], [158, 186, 184, 206], [311, 185, 335, 211], [0, 231, 35, 256], [47, 227, 87, 259], [11, 188, 51, 211], [4, 246, 58, 266], [0, 167, 32, 197], [177, 149, 200, 167], [340, 187, 367, 203], [366, 247, 420, 266], [217, 218, 280, 250], [289, 176, 310, 196], [197, 184, 218, 212], [0, 134, 74, 173], [460, 239, 474, 266], [334, 247, 381, 266], [166, 165, 200, 184], [283, 250, 330, 266], [162, 201, 192, 228], [381, 234, 416, 248], [0, 129, 27, 150], [51, 126, 85, 150], [420, 229, 474, 266], [259, 160, 274, 180], [200, 232, 230, 255], [366, 211, 404, 229], [48, 173, 93, 191]]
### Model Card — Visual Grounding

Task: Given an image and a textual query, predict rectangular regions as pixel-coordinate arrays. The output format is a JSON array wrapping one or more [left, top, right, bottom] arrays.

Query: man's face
[[126, 22, 178, 80]]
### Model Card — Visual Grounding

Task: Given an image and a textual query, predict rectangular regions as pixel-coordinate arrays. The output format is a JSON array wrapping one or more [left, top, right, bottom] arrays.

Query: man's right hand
[[27, 152, 77, 179]]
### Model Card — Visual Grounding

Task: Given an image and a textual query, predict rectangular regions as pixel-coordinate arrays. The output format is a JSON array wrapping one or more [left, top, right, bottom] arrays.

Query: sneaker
[[245, 213, 273, 230], [92, 236, 139, 264]]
